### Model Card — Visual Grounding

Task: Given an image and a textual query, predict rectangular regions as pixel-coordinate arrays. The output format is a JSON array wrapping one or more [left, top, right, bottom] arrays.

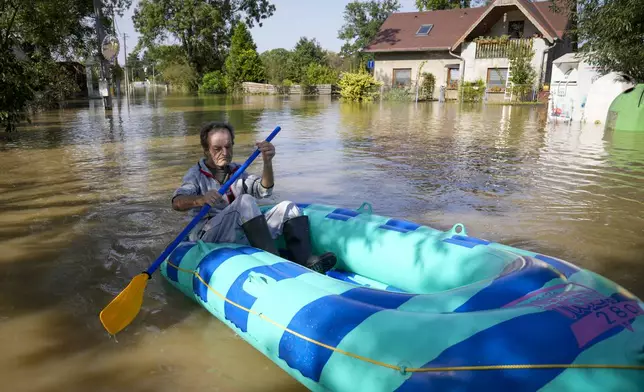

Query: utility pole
[[93, 0, 112, 109], [123, 32, 129, 97], [152, 63, 156, 100]]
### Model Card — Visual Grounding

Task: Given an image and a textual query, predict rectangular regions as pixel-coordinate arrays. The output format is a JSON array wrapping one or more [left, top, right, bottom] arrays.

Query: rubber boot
[[282, 216, 336, 274], [241, 215, 279, 255]]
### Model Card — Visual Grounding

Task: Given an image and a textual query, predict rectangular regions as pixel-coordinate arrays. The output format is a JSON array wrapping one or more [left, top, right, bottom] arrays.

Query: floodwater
[[1, 92, 643, 391]]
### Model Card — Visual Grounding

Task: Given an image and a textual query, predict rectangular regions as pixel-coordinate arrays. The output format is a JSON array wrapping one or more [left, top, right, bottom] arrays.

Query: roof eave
[[362, 46, 452, 53]]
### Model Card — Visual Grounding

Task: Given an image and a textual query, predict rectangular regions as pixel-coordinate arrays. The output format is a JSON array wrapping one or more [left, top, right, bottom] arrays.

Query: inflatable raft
[[160, 203, 644, 391]]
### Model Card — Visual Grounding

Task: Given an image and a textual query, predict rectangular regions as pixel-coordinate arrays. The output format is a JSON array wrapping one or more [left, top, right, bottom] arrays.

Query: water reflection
[[1, 95, 643, 391]]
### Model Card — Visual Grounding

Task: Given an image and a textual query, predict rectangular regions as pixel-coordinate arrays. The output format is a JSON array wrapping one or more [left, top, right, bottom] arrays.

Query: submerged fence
[[242, 82, 332, 95]]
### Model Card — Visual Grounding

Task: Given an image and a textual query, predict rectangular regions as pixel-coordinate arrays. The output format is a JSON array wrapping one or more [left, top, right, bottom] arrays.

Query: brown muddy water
[[1, 93, 643, 391]]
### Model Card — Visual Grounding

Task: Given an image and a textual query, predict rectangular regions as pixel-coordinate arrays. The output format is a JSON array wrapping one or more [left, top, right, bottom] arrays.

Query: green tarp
[[606, 84, 644, 132]]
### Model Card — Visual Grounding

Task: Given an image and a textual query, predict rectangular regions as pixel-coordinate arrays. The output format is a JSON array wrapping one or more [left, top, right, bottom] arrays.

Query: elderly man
[[171, 122, 336, 274]]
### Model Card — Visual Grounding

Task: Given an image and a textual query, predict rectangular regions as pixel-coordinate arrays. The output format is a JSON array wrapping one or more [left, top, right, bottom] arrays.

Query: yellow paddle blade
[[99, 273, 150, 335]]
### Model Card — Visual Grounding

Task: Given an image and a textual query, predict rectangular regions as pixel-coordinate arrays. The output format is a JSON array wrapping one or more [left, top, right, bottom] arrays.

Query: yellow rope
[[166, 261, 644, 374]]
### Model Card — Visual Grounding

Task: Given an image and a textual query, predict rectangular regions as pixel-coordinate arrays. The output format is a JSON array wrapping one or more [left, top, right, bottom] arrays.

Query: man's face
[[205, 129, 233, 167]]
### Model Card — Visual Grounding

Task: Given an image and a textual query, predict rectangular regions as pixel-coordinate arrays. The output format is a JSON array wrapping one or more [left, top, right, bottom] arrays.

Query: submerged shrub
[[337, 71, 382, 102]]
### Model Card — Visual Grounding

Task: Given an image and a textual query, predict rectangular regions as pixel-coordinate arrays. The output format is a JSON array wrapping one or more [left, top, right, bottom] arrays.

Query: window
[[393, 68, 412, 87], [487, 68, 508, 92], [447, 67, 460, 89], [416, 24, 433, 36], [508, 21, 525, 39]]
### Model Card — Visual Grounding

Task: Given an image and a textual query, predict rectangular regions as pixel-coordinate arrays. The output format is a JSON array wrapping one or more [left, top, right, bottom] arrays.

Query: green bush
[[199, 70, 227, 94], [162, 63, 199, 92], [508, 84, 535, 102], [303, 63, 338, 85], [459, 79, 485, 102], [420, 72, 436, 100], [275, 79, 293, 94], [382, 87, 411, 101], [337, 71, 382, 102], [301, 63, 338, 94]]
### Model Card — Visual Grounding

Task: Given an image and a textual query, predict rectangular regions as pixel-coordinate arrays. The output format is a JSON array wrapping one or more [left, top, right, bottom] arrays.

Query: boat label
[[504, 283, 644, 347]]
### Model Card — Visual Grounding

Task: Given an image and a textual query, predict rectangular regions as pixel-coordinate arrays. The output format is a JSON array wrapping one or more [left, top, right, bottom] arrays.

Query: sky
[[114, 0, 418, 65]]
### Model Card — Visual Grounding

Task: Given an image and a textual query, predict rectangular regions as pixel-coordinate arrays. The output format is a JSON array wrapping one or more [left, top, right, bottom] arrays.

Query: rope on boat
[[166, 260, 644, 374]]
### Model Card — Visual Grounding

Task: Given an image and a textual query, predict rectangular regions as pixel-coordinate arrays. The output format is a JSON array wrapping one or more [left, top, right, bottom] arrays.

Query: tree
[[133, 0, 275, 76], [1, 0, 131, 131], [553, 0, 644, 83], [302, 63, 338, 86], [508, 44, 537, 101], [225, 22, 265, 92], [162, 63, 199, 91], [508, 46, 536, 86], [338, 0, 400, 64], [290, 37, 327, 83], [325, 50, 352, 73], [415, 0, 470, 10], [260, 48, 293, 85], [127, 52, 146, 81]]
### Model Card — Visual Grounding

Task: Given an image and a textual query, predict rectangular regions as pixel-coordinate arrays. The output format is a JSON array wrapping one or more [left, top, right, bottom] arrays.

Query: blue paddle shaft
[[145, 126, 281, 276]]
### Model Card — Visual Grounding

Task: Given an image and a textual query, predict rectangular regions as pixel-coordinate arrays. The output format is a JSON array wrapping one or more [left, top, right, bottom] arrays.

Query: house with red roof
[[363, 0, 573, 101]]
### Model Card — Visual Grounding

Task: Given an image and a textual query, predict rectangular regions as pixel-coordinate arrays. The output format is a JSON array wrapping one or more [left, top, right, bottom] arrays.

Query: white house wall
[[373, 51, 461, 99]]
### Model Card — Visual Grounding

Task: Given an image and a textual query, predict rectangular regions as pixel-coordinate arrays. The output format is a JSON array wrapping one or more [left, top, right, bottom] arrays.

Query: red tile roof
[[532, 0, 570, 39], [363, 0, 570, 53], [363, 7, 485, 52]]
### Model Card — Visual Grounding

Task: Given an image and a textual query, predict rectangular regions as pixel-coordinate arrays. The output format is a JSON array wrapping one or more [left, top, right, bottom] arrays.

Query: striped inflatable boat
[[160, 203, 644, 391]]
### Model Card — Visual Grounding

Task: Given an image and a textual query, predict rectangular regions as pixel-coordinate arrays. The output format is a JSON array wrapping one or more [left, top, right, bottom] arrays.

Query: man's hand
[[201, 189, 224, 206], [256, 141, 275, 162], [256, 141, 275, 189]]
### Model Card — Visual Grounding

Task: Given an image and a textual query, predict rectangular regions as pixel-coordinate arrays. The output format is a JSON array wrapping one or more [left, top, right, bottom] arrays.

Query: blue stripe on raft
[[384, 219, 421, 231], [333, 208, 360, 217], [296, 203, 310, 209], [442, 237, 478, 248], [535, 254, 579, 278], [166, 243, 196, 282], [193, 246, 260, 302], [452, 235, 490, 245], [225, 262, 308, 332], [454, 258, 562, 312], [325, 270, 359, 283], [378, 224, 411, 233], [326, 213, 351, 221], [396, 294, 632, 391], [279, 287, 416, 382], [442, 235, 490, 248], [385, 285, 407, 293]]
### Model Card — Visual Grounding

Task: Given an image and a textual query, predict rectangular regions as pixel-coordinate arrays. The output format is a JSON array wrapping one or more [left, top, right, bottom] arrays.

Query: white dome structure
[[582, 72, 634, 124]]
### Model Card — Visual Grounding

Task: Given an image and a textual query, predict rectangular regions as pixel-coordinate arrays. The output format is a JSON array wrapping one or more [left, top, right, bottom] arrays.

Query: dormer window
[[416, 24, 433, 36]]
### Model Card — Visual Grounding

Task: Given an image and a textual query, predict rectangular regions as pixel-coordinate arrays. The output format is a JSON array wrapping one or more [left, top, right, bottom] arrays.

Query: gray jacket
[[172, 158, 272, 217]]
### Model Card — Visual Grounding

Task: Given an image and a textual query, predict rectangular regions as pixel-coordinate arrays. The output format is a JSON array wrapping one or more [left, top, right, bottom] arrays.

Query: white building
[[363, 0, 573, 102], [547, 53, 635, 124]]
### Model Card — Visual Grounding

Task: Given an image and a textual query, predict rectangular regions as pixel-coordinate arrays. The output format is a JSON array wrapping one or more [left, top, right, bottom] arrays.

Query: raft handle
[[357, 202, 373, 215], [449, 223, 467, 236]]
